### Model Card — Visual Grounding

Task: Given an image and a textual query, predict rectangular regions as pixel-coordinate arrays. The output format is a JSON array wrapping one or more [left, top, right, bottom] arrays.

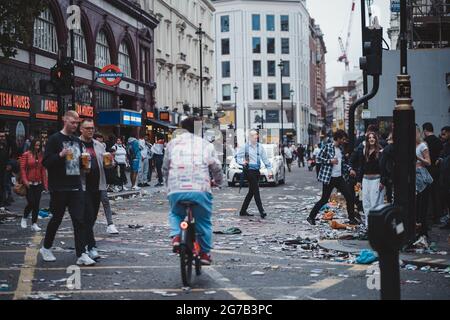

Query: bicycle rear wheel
[[180, 245, 193, 287]]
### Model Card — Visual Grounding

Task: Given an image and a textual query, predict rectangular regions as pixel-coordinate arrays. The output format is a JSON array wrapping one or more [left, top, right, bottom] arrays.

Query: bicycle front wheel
[[180, 245, 193, 287]]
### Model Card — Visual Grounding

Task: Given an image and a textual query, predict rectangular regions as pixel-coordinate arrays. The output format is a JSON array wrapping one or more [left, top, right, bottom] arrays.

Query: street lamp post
[[260, 108, 264, 129], [290, 89, 294, 143], [196, 24, 205, 118], [233, 84, 238, 130], [342, 96, 346, 131], [278, 60, 284, 151]]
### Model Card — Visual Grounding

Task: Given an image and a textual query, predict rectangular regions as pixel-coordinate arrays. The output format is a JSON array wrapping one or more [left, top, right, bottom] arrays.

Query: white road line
[[203, 267, 256, 300]]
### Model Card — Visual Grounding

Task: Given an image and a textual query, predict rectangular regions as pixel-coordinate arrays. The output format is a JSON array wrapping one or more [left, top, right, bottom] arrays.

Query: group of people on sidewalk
[[306, 123, 450, 243]]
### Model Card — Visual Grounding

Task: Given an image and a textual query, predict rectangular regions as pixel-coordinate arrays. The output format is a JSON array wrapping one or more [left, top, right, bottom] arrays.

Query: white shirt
[[313, 147, 321, 158], [112, 144, 127, 164], [331, 146, 342, 177], [162, 133, 223, 195], [284, 146, 293, 159], [416, 142, 428, 165]]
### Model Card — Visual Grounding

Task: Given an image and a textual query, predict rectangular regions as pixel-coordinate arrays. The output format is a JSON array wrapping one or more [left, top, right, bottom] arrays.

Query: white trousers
[[362, 177, 386, 225], [138, 158, 149, 184]]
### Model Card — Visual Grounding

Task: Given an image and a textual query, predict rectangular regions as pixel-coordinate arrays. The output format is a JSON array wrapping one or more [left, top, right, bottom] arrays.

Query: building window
[[266, 15, 275, 31], [252, 14, 260, 31], [222, 84, 231, 101], [268, 83, 277, 100], [67, 28, 87, 63], [118, 42, 132, 78], [141, 47, 149, 82], [267, 60, 276, 77], [281, 60, 290, 77], [221, 38, 230, 55], [281, 15, 289, 31], [253, 60, 261, 77], [222, 61, 230, 78], [282, 83, 290, 99], [281, 38, 290, 54], [95, 30, 111, 69], [253, 83, 262, 100], [96, 89, 114, 111], [252, 37, 261, 54], [221, 15, 229, 32], [33, 7, 58, 53], [267, 37, 275, 54]]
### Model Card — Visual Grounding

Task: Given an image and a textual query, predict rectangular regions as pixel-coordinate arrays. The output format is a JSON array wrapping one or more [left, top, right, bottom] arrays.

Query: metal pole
[[394, 0, 416, 247], [261, 108, 264, 129], [361, 0, 369, 110], [70, 0, 76, 112], [279, 60, 284, 151], [198, 24, 204, 118], [234, 89, 237, 130]]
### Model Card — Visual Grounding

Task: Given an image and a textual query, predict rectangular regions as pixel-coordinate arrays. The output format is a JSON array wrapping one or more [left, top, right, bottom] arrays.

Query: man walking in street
[[307, 130, 359, 225], [127, 134, 141, 190], [438, 126, 450, 229], [423, 123, 443, 224], [151, 135, 165, 187], [79, 119, 116, 260], [40, 111, 95, 266], [284, 144, 293, 172], [297, 144, 305, 167], [138, 133, 150, 187], [235, 130, 273, 219]]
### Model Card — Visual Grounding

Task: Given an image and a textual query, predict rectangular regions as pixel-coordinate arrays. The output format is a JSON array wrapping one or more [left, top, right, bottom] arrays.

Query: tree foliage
[[0, 0, 47, 58]]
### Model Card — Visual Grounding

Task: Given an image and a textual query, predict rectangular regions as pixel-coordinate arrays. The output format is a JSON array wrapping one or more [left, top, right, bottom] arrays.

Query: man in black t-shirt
[[41, 111, 96, 266], [423, 123, 443, 223]]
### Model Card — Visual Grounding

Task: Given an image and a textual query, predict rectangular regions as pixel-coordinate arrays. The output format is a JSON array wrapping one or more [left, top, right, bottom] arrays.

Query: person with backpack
[[127, 134, 141, 190]]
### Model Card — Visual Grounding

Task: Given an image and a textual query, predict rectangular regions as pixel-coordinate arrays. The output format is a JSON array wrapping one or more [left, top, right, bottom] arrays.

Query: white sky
[[306, 0, 391, 88]]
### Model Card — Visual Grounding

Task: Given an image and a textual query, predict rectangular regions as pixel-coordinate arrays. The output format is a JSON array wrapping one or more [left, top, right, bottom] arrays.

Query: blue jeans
[[168, 192, 213, 254]]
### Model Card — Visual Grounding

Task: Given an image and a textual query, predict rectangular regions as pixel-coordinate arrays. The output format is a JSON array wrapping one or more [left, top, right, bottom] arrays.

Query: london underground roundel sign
[[98, 64, 123, 86]]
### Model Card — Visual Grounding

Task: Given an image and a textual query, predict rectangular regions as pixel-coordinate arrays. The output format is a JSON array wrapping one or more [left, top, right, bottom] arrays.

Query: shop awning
[[146, 118, 178, 129]]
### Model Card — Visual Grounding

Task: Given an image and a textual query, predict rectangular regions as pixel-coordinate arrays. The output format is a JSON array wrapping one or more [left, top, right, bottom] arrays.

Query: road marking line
[[203, 267, 256, 300], [13, 234, 42, 300], [275, 277, 345, 300], [0, 250, 26, 253], [0, 285, 311, 296]]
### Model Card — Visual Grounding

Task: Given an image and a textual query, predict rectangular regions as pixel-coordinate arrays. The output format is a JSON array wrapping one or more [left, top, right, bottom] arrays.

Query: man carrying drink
[[41, 111, 95, 266], [79, 119, 113, 261]]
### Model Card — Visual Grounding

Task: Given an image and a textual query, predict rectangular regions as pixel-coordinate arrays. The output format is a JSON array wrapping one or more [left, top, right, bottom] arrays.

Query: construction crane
[[338, 0, 356, 71]]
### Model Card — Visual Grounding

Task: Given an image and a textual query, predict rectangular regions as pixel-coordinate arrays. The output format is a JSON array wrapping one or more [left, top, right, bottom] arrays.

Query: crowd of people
[[1, 112, 449, 266], [305, 123, 450, 244]]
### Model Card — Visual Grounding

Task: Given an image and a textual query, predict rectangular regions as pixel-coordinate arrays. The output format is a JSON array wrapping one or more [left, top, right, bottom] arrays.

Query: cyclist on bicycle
[[162, 117, 223, 265]]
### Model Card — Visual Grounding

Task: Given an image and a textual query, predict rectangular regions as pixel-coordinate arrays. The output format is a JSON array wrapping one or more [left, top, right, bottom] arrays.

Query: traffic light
[[359, 27, 383, 76], [54, 57, 74, 95]]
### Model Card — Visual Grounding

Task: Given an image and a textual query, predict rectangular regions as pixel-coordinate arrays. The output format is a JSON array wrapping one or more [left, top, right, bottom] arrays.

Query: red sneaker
[[200, 253, 212, 266], [172, 235, 181, 253]]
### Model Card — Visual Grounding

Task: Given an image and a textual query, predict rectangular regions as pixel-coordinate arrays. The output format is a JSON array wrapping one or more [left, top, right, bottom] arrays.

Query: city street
[[1, 163, 449, 301]]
